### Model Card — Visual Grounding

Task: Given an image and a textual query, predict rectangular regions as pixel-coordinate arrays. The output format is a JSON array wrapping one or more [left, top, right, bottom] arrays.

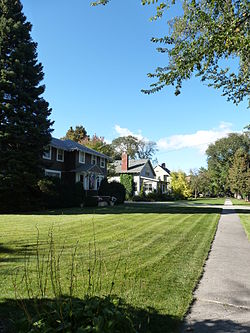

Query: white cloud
[[114, 125, 144, 141], [114, 122, 233, 155], [157, 122, 233, 154]]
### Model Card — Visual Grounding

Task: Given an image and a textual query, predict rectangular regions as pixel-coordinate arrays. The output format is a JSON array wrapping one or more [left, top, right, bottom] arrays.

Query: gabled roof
[[113, 159, 156, 176], [72, 164, 105, 174], [155, 164, 171, 175], [50, 137, 111, 160]]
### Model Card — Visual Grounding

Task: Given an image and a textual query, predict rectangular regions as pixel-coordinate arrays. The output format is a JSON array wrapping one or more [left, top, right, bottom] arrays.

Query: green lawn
[[231, 198, 250, 206], [0, 204, 220, 332], [239, 214, 250, 240], [187, 198, 226, 205]]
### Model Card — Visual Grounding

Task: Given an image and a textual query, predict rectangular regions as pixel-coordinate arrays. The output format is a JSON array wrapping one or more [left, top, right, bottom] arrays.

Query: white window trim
[[79, 151, 85, 164], [91, 155, 97, 165], [56, 149, 64, 162], [43, 146, 52, 160], [100, 157, 105, 168], [44, 169, 61, 178]]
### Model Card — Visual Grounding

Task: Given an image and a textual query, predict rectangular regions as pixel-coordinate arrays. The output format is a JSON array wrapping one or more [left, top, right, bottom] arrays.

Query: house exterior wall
[[140, 162, 155, 178], [43, 147, 66, 171], [42, 143, 108, 192], [154, 165, 171, 193], [154, 165, 170, 181]]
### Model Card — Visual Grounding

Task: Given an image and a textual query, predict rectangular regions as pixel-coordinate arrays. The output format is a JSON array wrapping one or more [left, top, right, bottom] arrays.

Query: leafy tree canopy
[[206, 132, 249, 195], [171, 171, 192, 199], [91, 0, 249, 104], [62, 125, 89, 142], [229, 148, 250, 199], [111, 135, 157, 160]]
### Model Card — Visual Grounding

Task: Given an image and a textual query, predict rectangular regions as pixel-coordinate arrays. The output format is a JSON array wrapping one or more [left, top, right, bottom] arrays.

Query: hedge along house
[[42, 137, 111, 194], [109, 152, 158, 195]]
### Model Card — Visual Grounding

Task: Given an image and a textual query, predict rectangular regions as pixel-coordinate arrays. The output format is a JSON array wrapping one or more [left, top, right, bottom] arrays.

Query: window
[[96, 176, 104, 189], [43, 146, 51, 160], [144, 183, 153, 192], [57, 149, 64, 162], [100, 157, 105, 168], [79, 151, 85, 164], [45, 169, 61, 178], [91, 155, 97, 165]]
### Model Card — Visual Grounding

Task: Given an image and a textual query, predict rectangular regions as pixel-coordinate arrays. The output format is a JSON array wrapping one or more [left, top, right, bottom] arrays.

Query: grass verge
[[231, 198, 250, 206], [187, 198, 225, 205], [239, 214, 250, 240]]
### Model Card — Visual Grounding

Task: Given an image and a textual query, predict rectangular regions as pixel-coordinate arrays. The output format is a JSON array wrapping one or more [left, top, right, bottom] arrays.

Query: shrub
[[85, 195, 99, 207], [99, 178, 126, 204], [16, 296, 135, 333], [146, 192, 172, 202], [38, 177, 85, 209], [38, 177, 61, 208], [120, 174, 134, 200], [132, 195, 146, 202]]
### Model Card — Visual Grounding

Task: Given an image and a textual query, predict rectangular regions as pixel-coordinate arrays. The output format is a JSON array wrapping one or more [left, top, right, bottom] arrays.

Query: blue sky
[[22, 0, 249, 172]]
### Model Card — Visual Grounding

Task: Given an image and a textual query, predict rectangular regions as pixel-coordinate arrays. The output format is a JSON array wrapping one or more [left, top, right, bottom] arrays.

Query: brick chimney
[[121, 152, 128, 172], [161, 163, 166, 168]]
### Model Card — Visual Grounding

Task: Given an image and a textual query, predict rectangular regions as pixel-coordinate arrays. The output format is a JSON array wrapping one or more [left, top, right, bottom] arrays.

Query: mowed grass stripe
[[126, 215, 201, 271], [0, 206, 220, 330]]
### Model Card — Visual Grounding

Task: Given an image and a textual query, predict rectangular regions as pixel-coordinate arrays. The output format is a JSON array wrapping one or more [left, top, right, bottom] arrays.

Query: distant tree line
[[189, 128, 250, 200]]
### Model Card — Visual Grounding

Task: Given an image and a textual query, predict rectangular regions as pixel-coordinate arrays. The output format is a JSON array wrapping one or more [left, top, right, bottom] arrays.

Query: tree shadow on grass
[[0, 243, 36, 264], [181, 319, 250, 333], [0, 296, 181, 333], [20, 204, 223, 216], [1, 297, 249, 333], [235, 209, 250, 215]]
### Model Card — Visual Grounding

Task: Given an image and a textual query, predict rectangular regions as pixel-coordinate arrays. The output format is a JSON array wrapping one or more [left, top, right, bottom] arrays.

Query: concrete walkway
[[182, 199, 250, 332]]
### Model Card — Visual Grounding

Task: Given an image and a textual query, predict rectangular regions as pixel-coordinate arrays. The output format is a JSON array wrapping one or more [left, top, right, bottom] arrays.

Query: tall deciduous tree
[[198, 167, 212, 197], [189, 169, 200, 198], [206, 133, 249, 195], [229, 148, 250, 200], [0, 0, 53, 211], [92, 0, 249, 104], [111, 135, 157, 160], [62, 125, 89, 142]]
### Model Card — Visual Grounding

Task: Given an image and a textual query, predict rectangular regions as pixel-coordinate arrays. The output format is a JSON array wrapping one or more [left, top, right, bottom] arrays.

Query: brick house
[[42, 137, 111, 193]]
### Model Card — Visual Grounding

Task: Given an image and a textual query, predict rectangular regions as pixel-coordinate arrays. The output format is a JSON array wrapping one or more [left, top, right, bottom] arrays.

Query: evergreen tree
[[0, 0, 53, 211]]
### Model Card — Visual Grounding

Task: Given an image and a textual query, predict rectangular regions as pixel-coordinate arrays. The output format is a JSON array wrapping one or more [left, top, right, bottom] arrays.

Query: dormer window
[[43, 145, 51, 160], [100, 157, 105, 168], [79, 151, 85, 164], [91, 155, 97, 165], [57, 149, 64, 162]]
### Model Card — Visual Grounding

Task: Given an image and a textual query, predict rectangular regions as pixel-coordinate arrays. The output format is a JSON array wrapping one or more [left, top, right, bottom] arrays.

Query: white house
[[154, 163, 171, 193], [109, 153, 159, 195]]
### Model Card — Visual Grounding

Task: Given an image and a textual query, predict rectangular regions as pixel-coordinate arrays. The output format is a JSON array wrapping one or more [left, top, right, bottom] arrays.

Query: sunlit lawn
[[231, 198, 250, 206], [0, 204, 220, 332], [187, 198, 226, 205]]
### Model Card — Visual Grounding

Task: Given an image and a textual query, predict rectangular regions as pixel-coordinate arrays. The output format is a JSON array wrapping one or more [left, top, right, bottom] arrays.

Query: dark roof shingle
[[113, 159, 152, 174], [50, 137, 111, 160]]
